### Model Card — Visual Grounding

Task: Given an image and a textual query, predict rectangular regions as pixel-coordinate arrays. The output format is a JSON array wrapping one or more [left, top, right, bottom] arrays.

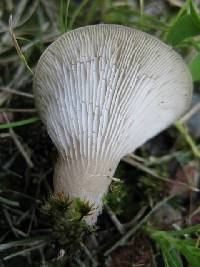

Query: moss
[[104, 182, 132, 217], [40, 193, 92, 263]]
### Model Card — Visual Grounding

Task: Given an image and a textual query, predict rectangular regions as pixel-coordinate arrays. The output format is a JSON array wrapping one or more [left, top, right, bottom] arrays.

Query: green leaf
[[189, 0, 200, 26], [177, 245, 200, 267], [59, 0, 70, 33], [152, 233, 183, 267], [147, 227, 200, 267], [189, 53, 200, 81], [170, 224, 200, 236], [159, 238, 184, 267], [167, 14, 200, 46], [0, 117, 40, 129], [59, 0, 66, 33], [68, 0, 89, 30], [162, 246, 183, 267]]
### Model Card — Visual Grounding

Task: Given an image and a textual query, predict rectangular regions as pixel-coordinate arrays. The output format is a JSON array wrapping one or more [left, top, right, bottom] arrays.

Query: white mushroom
[[33, 24, 193, 224]]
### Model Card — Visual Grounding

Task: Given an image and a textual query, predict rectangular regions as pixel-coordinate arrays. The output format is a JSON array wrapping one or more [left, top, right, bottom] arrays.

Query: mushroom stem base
[[53, 156, 118, 225]]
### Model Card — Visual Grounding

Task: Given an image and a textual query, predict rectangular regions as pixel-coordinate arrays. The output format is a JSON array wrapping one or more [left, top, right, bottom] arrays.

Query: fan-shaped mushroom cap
[[34, 24, 192, 224]]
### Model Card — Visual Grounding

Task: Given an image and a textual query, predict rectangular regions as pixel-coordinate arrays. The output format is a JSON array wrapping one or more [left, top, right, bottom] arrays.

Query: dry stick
[[9, 15, 33, 75], [3, 208, 19, 238], [80, 241, 98, 267], [190, 205, 200, 217], [56, 249, 65, 260], [90, 234, 99, 248], [3, 208, 27, 238], [0, 133, 11, 138], [129, 153, 149, 164], [180, 102, 200, 123], [107, 175, 122, 183], [11, 128, 33, 167], [105, 204, 125, 234], [0, 86, 34, 98], [0, 231, 10, 243], [39, 248, 46, 267], [41, 0, 59, 31], [187, 162, 199, 225], [75, 258, 87, 267], [104, 194, 176, 256], [145, 150, 191, 166], [3, 112, 34, 168], [131, 150, 191, 167], [9, 129, 33, 168], [124, 205, 148, 229], [123, 155, 199, 193], [27, 209, 36, 235]]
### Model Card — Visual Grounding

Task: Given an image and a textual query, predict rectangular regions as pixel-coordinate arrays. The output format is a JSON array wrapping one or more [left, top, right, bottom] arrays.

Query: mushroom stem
[[54, 155, 117, 224]]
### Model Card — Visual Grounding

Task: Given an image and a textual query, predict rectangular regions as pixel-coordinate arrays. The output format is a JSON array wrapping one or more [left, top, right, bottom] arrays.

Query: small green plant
[[105, 182, 131, 216], [41, 193, 92, 247], [146, 224, 200, 267]]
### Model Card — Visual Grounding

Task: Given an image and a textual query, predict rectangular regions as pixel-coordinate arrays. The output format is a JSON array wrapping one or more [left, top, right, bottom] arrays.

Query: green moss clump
[[40, 193, 93, 263], [104, 182, 132, 217]]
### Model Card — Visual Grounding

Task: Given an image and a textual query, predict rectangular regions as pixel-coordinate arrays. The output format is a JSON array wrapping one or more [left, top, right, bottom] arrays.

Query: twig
[[9, 15, 33, 75], [107, 176, 123, 183], [90, 234, 99, 248], [75, 258, 87, 267], [104, 194, 176, 256], [9, 128, 33, 168], [56, 249, 65, 260], [129, 153, 149, 164], [0, 133, 11, 138], [3, 209, 19, 238], [0, 86, 34, 98], [0, 231, 10, 243], [190, 205, 200, 217], [124, 205, 148, 229], [105, 204, 125, 234], [145, 150, 191, 166], [3, 243, 46, 261], [3, 112, 34, 168], [123, 155, 199, 193], [180, 102, 200, 123], [39, 247, 46, 267], [80, 241, 98, 266], [130, 149, 192, 167], [3, 209, 27, 238], [27, 209, 36, 235]]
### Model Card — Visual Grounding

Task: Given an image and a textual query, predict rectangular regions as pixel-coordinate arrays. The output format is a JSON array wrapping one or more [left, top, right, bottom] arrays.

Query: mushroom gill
[[33, 24, 193, 224]]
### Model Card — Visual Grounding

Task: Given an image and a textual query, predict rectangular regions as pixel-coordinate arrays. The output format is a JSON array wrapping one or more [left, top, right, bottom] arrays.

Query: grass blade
[[0, 117, 40, 129]]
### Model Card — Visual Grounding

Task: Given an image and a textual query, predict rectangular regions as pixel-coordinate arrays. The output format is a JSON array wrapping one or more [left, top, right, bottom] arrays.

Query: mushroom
[[33, 24, 193, 224]]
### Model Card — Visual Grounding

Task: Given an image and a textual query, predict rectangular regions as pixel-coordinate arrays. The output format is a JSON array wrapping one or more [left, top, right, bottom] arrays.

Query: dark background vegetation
[[0, 0, 200, 266]]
